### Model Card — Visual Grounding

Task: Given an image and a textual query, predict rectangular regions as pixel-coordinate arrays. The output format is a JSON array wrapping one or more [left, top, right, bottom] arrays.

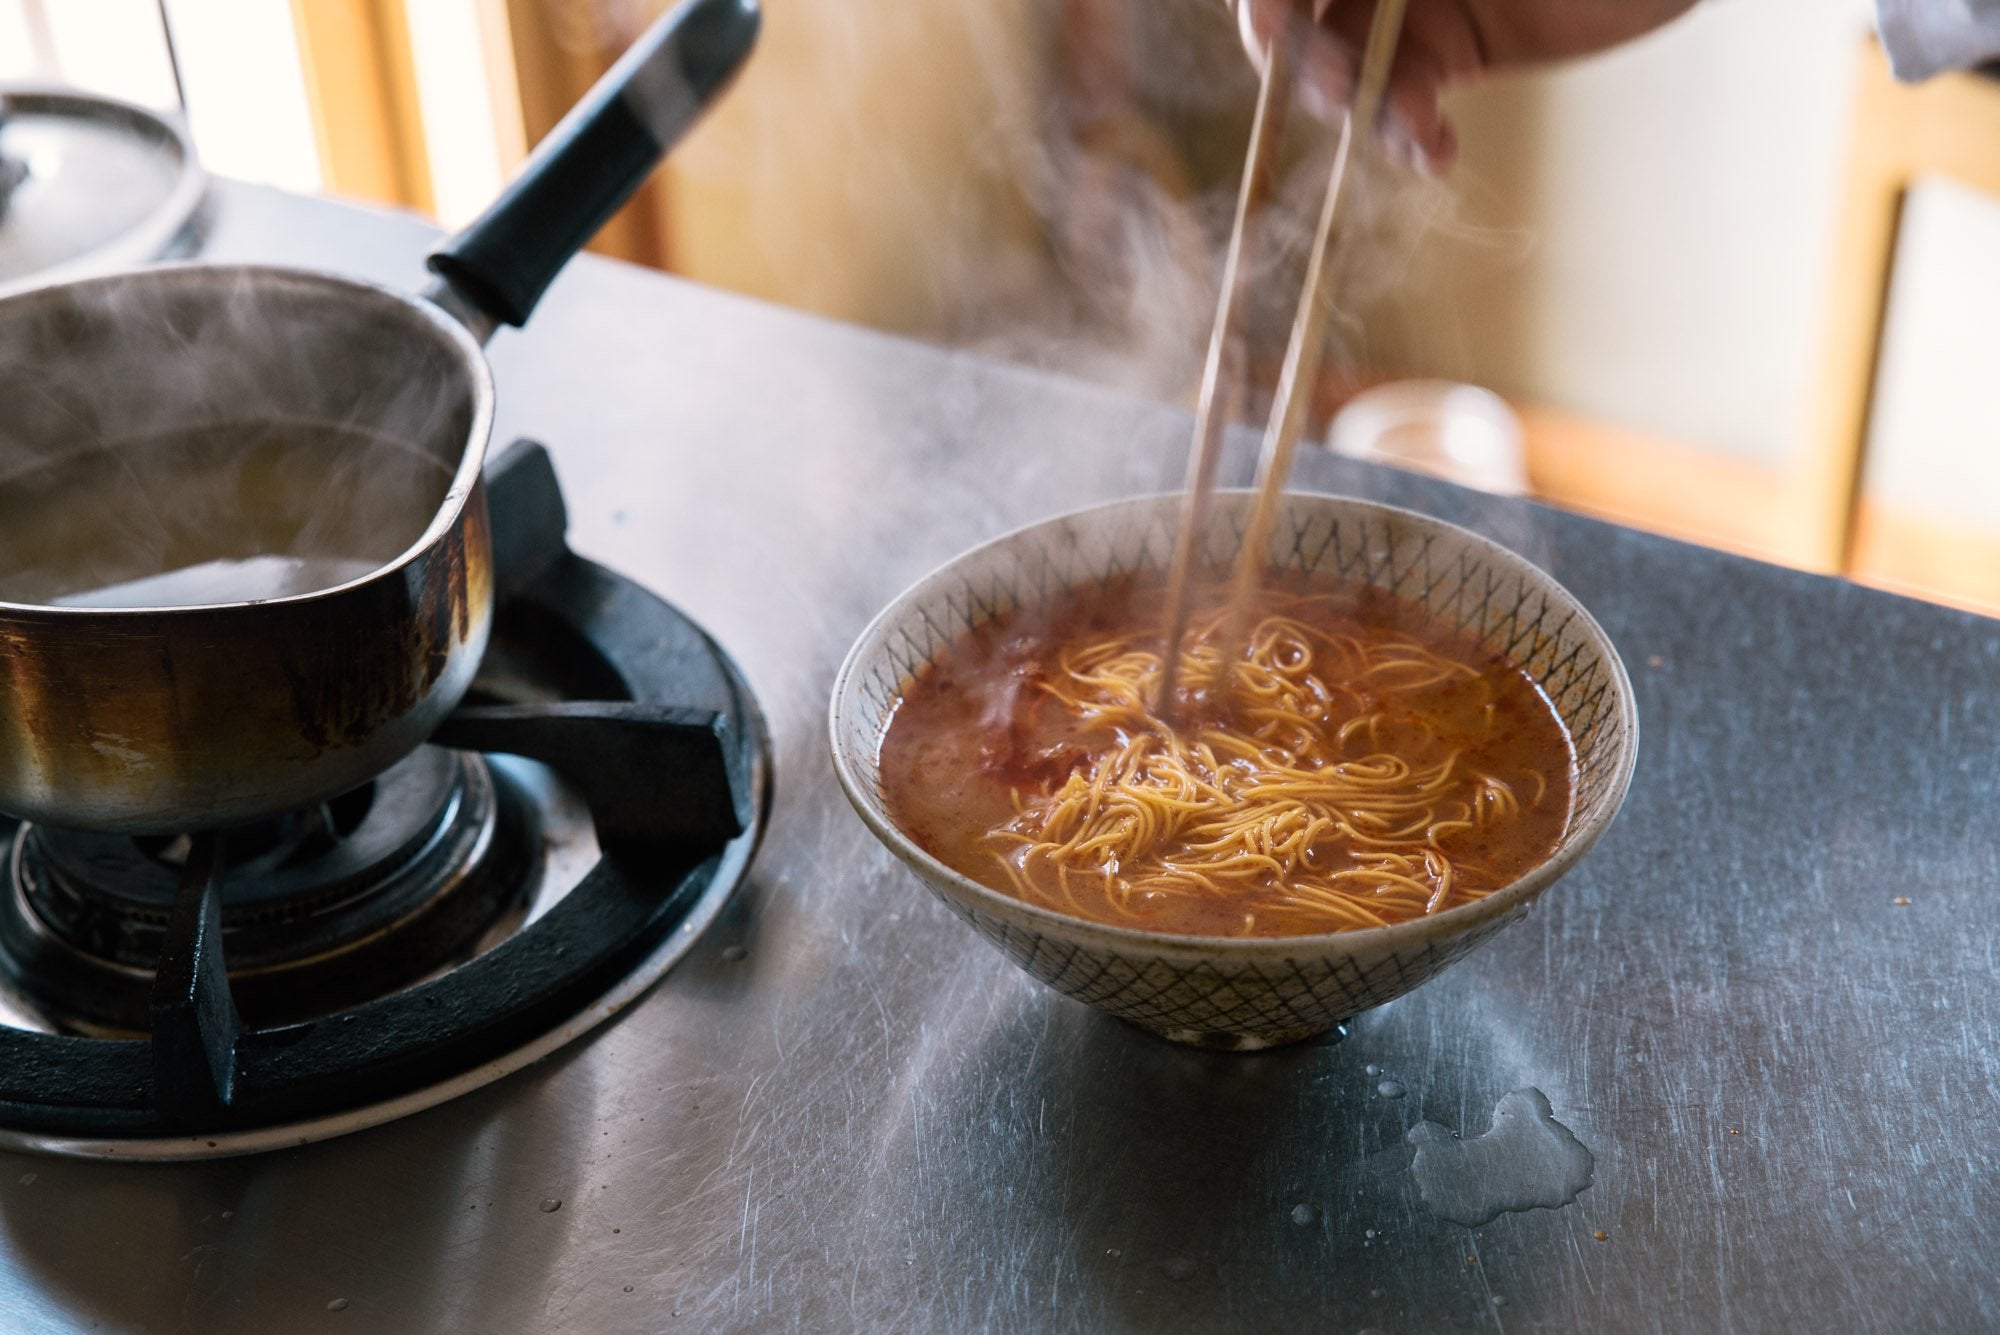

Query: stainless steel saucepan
[[0, 0, 760, 833]]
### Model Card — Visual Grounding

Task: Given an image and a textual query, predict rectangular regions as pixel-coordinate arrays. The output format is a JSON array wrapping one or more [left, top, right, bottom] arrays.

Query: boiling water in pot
[[0, 421, 453, 609]]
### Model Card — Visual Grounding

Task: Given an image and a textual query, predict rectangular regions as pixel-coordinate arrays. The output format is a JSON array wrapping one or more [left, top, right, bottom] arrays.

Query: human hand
[[1230, 0, 1698, 170]]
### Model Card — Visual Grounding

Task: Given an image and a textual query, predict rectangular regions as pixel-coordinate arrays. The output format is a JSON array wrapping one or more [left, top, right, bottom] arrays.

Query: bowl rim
[[828, 489, 1640, 961]]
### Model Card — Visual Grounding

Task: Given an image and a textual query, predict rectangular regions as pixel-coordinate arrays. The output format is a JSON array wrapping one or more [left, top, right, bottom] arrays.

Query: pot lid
[[0, 85, 207, 293]]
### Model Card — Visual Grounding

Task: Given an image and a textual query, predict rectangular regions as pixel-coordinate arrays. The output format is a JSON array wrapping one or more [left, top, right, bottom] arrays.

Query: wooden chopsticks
[[1153, 18, 1296, 716], [1156, 0, 1412, 713]]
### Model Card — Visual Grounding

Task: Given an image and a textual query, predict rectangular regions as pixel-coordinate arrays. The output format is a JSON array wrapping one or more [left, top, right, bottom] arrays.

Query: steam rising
[[967, 0, 1520, 449], [644, 0, 1491, 429], [0, 3, 1515, 614], [0, 268, 474, 609], [0, 423, 450, 607]]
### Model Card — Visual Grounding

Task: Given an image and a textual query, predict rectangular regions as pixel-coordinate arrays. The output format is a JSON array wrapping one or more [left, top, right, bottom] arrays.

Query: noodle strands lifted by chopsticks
[[1156, 0, 1413, 710]]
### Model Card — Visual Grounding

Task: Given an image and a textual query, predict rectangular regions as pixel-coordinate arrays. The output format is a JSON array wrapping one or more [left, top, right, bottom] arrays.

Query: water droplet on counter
[[1363, 1228, 1379, 1240], [1364, 1064, 1381, 1076], [1377, 1079, 1406, 1099], [1407, 1088, 1595, 1228], [327, 1298, 349, 1312], [1162, 1256, 1197, 1281], [1491, 1295, 1507, 1307], [220, 1211, 233, 1220], [1105, 1248, 1121, 1258], [1369, 1288, 1385, 1299], [1290, 1204, 1319, 1226], [539, 1198, 562, 1213], [721, 944, 747, 962], [623, 1286, 634, 1294]]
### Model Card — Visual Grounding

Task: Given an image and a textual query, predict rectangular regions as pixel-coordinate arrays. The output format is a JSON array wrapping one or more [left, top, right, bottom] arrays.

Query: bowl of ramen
[[830, 491, 1638, 1050]]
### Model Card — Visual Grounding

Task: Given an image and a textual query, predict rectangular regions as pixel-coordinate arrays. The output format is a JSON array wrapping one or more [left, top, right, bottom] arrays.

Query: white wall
[[1375, 0, 1876, 470], [1866, 180, 2000, 530]]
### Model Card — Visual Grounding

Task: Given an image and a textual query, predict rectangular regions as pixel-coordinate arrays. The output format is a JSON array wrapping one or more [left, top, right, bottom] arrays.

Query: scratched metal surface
[[3, 183, 1998, 1333]]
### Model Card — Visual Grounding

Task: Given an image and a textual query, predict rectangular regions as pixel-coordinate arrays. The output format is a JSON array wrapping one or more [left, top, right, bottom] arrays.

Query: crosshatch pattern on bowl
[[845, 492, 1626, 840], [939, 892, 1524, 1047]]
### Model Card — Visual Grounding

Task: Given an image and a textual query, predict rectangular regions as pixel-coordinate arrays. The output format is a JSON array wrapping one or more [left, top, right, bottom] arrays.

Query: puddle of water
[[1406, 1088, 1594, 1227]]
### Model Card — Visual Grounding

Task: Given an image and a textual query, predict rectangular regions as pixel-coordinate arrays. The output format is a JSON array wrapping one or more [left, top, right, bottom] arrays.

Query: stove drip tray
[[0, 441, 771, 1158]]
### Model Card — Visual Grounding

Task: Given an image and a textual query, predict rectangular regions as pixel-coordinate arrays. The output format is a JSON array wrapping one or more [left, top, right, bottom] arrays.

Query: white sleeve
[[1877, 0, 2000, 79]]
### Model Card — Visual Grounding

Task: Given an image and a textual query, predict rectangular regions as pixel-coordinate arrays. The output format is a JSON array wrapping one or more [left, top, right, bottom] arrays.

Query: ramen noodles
[[879, 571, 1574, 937]]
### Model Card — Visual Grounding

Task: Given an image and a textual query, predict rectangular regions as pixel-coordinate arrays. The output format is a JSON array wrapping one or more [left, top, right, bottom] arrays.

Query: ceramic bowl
[[829, 492, 1638, 1050]]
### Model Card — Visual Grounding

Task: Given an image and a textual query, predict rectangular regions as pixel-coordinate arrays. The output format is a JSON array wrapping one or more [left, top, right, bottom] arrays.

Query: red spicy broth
[[878, 570, 1575, 938]]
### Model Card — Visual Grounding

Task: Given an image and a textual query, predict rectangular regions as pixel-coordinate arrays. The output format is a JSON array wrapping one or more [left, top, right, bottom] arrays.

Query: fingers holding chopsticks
[[1229, 0, 1475, 171], [1225, 0, 1700, 173]]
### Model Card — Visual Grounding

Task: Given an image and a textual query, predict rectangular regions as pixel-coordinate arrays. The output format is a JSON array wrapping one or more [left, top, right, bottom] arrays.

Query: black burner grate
[[5, 745, 540, 1031]]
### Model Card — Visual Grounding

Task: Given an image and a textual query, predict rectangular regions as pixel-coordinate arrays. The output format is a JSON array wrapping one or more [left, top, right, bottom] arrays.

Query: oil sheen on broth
[[879, 573, 1576, 938], [0, 422, 452, 608]]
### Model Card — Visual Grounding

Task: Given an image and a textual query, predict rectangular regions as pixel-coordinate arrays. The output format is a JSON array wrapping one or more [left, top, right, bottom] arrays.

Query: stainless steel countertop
[[4, 182, 1998, 1333]]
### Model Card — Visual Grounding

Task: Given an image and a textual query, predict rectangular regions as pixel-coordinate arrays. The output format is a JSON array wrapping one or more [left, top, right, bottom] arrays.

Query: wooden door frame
[[1801, 37, 2000, 573], [289, 0, 435, 213]]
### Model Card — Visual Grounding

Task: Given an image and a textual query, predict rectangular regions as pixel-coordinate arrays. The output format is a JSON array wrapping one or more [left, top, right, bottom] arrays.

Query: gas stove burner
[[0, 441, 770, 1158], [1, 745, 535, 1032]]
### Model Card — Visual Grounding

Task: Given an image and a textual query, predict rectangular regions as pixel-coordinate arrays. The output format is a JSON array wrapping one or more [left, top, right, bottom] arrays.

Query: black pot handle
[[426, 0, 759, 332]]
